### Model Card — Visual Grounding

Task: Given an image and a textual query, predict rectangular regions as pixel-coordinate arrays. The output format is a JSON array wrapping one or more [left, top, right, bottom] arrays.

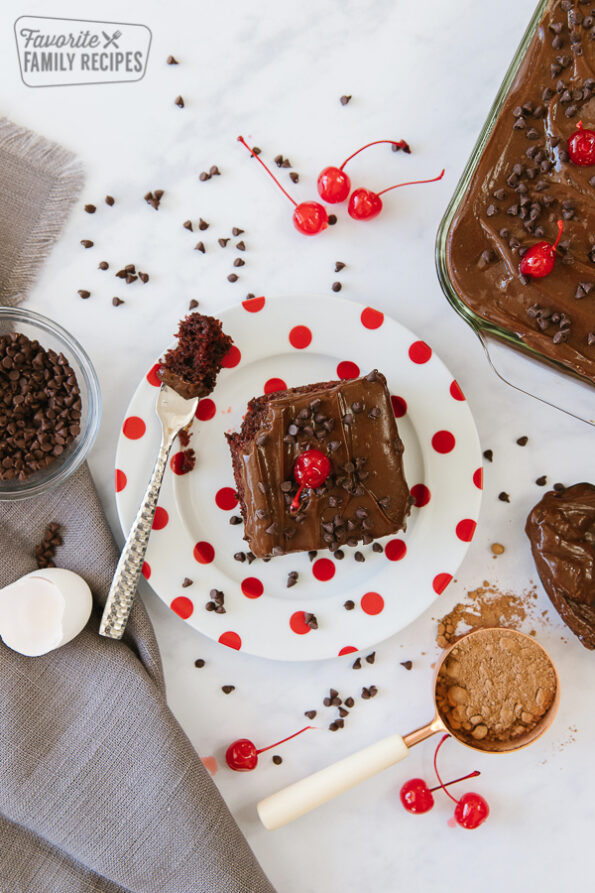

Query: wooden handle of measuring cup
[[257, 733, 409, 830]]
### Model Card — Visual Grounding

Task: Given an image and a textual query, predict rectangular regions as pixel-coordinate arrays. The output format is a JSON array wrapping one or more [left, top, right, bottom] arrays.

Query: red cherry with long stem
[[226, 725, 313, 771], [568, 121, 595, 166], [433, 734, 489, 829], [237, 136, 328, 235], [348, 169, 445, 220], [519, 219, 564, 278], [290, 449, 331, 512], [400, 770, 481, 814], [317, 139, 411, 204]]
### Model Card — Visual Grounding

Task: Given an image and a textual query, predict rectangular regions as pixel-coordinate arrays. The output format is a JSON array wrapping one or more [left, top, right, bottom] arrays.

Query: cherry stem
[[237, 136, 297, 207], [339, 140, 410, 171], [551, 219, 564, 252], [428, 770, 480, 794], [433, 733, 460, 804], [290, 483, 304, 513], [256, 725, 313, 755], [377, 169, 445, 196]]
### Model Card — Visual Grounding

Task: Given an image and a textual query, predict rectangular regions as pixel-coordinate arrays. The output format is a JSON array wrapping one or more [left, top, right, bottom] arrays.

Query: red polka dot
[[141, 561, 151, 580], [264, 377, 287, 394], [432, 430, 456, 454], [219, 631, 242, 650], [408, 340, 432, 364], [170, 452, 193, 475], [338, 646, 358, 656], [360, 307, 384, 329], [221, 345, 241, 368], [241, 576, 264, 599], [312, 558, 335, 581], [289, 611, 312, 635], [450, 380, 465, 401], [196, 398, 216, 421], [194, 541, 215, 564], [152, 507, 169, 530], [410, 484, 431, 508], [433, 573, 452, 595], [215, 487, 238, 510], [361, 592, 384, 615], [473, 467, 483, 490], [336, 361, 360, 380], [289, 325, 312, 349], [122, 416, 146, 439], [146, 363, 162, 387], [385, 539, 407, 561], [242, 296, 265, 312], [456, 519, 477, 542], [115, 469, 127, 492], [171, 596, 193, 619], [391, 395, 407, 418]]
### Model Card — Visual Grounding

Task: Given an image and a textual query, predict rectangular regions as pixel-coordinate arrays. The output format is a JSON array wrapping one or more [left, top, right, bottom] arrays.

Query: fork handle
[[99, 434, 173, 639]]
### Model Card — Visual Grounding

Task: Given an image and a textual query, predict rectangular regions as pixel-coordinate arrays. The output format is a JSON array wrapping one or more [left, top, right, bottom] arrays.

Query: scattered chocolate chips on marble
[[206, 589, 225, 613]]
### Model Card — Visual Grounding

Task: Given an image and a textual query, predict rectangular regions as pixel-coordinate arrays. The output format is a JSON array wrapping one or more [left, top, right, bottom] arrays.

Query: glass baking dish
[[435, 0, 594, 427]]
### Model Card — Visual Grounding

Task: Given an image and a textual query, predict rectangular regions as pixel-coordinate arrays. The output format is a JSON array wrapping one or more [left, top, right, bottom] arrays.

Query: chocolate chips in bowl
[[0, 308, 101, 500]]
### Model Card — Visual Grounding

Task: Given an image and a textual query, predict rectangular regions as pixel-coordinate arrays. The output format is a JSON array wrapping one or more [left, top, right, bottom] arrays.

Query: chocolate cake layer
[[226, 371, 410, 558], [526, 482, 595, 650], [446, 0, 595, 384], [158, 313, 233, 399]]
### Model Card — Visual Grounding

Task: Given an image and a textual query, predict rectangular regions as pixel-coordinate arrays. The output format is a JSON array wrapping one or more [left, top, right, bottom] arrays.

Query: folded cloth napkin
[[0, 464, 277, 893], [0, 116, 84, 307]]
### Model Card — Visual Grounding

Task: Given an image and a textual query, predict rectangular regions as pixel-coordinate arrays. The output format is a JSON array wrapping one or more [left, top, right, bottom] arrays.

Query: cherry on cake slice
[[226, 370, 411, 559]]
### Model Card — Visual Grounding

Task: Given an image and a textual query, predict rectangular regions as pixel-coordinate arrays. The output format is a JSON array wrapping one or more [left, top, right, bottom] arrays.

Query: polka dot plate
[[115, 295, 482, 661]]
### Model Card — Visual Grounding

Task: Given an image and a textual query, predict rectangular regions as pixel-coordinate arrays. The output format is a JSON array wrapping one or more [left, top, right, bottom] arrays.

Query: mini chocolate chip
[[340, 95, 352, 105], [105, 195, 115, 206], [233, 258, 245, 267], [498, 491, 510, 502], [372, 542, 383, 553], [352, 658, 361, 670], [98, 261, 109, 270], [80, 239, 93, 248], [328, 214, 337, 225], [189, 299, 199, 309], [166, 55, 178, 64], [308, 550, 318, 561], [365, 652, 375, 664], [332, 282, 342, 292], [289, 172, 299, 183], [182, 578, 193, 587], [198, 218, 209, 231], [218, 238, 229, 247], [516, 436, 528, 446], [329, 722, 339, 731], [535, 475, 547, 486], [199, 172, 211, 181], [400, 660, 413, 670], [305, 710, 317, 719], [553, 482, 565, 492], [344, 600, 355, 610], [236, 241, 246, 251], [345, 697, 355, 708], [112, 297, 124, 307], [175, 95, 184, 107], [234, 552, 246, 562], [229, 515, 242, 525], [139, 272, 149, 283], [78, 289, 90, 299], [209, 165, 221, 176], [483, 449, 493, 462], [227, 273, 239, 282], [84, 204, 96, 213], [232, 228, 244, 236], [222, 685, 235, 694], [194, 658, 205, 668], [272, 755, 283, 765], [194, 242, 206, 253]]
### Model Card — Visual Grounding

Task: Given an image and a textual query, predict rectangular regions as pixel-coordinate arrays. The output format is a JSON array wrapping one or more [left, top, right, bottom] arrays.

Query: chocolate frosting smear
[[526, 482, 595, 649]]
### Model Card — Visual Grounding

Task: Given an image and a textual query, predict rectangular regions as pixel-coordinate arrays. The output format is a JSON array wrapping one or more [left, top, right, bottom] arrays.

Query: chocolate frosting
[[446, 0, 595, 384], [227, 372, 410, 559], [526, 482, 595, 649]]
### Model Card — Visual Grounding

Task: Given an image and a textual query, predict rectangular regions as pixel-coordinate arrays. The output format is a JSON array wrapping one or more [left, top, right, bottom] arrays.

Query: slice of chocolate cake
[[158, 313, 233, 399], [226, 370, 410, 558]]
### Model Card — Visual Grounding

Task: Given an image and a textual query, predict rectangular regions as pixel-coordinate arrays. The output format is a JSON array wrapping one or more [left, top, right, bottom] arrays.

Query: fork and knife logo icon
[[102, 30, 121, 48]]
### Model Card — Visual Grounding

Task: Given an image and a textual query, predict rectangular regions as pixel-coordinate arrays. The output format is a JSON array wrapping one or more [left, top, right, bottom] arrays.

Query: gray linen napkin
[[0, 464, 277, 893], [0, 117, 84, 307]]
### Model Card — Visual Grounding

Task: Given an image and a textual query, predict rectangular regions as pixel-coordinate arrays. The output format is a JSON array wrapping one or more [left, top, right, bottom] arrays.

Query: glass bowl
[[0, 307, 101, 500], [435, 0, 594, 427]]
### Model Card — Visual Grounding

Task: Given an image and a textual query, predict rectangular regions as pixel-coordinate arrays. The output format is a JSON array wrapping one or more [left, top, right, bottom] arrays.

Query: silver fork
[[99, 385, 198, 639]]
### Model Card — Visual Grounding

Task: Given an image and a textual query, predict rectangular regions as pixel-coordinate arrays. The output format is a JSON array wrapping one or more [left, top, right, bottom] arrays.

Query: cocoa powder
[[436, 581, 540, 649], [435, 628, 557, 751]]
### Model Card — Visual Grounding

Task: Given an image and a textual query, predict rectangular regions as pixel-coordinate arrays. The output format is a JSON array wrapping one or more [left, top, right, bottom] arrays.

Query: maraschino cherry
[[519, 219, 564, 278], [317, 139, 411, 204], [348, 169, 445, 220], [433, 735, 489, 830], [400, 770, 481, 814], [226, 726, 312, 771], [290, 449, 331, 512], [237, 136, 328, 235], [568, 121, 595, 166]]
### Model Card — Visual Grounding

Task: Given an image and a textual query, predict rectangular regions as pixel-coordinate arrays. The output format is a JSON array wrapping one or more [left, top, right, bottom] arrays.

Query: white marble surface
[[1, 0, 593, 889]]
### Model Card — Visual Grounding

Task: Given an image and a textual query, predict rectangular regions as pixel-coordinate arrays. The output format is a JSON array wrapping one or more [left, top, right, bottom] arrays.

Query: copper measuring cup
[[257, 628, 560, 830]]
